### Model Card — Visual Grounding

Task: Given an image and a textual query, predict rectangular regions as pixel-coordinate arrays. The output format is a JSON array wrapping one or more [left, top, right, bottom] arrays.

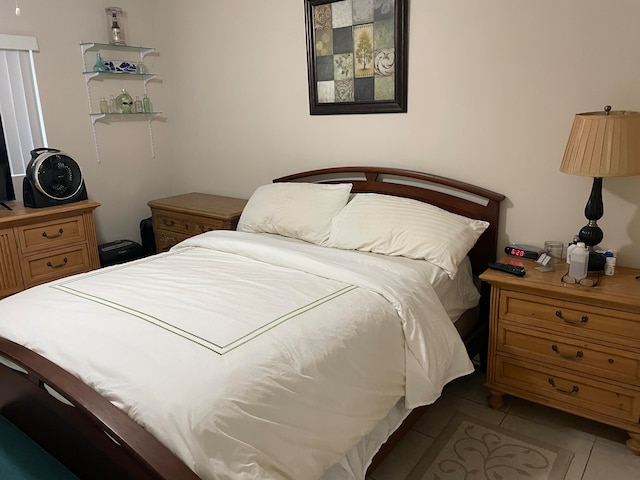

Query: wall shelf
[[80, 42, 154, 57], [80, 42, 160, 162], [89, 112, 161, 125], [83, 71, 158, 85]]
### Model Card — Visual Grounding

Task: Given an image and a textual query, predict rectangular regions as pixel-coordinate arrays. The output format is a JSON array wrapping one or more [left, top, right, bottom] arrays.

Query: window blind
[[0, 34, 46, 176]]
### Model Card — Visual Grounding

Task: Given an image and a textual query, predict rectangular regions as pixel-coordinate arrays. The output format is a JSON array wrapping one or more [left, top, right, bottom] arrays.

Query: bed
[[0, 166, 504, 480]]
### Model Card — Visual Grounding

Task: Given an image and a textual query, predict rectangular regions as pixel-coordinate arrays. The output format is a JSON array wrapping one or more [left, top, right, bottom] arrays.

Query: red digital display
[[505, 245, 542, 260]]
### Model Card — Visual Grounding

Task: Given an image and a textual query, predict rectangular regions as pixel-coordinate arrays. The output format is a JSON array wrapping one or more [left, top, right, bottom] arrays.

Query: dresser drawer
[[17, 216, 86, 254], [21, 245, 91, 287], [154, 211, 226, 235], [499, 290, 640, 346], [497, 323, 640, 384], [494, 356, 640, 424]]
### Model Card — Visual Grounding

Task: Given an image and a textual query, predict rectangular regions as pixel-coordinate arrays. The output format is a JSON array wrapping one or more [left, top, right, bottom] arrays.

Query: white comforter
[[0, 231, 473, 480]]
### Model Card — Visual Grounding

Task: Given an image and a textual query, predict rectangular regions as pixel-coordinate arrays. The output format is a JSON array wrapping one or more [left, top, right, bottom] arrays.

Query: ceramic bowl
[[103, 60, 138, 73]]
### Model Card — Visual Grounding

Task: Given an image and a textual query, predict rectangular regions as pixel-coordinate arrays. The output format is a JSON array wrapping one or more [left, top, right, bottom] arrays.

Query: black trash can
[[98, 239, 146, 267], [140, 216, 156, 255]]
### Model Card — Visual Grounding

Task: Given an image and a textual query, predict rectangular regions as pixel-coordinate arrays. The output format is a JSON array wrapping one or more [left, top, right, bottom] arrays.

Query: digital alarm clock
[[504, 244, 544, 260]]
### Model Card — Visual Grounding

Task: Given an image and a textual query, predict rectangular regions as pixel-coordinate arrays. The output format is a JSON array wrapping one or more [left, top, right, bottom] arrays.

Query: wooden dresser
[[148, 193, 247, 253], [0, 200, 101, 299], [480, 257, 640, 455]]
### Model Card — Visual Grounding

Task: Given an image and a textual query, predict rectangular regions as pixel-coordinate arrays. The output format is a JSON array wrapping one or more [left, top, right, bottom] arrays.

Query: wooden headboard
[[274, 166, 505, 276]]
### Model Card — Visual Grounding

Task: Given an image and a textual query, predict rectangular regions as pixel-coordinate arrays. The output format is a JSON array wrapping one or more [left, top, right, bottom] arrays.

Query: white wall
[[3, 1, 640, 267], [0, 0, 179, 245], [155, 0, 640, 266]]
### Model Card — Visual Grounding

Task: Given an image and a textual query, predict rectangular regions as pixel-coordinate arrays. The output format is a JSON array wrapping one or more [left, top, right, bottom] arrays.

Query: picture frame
[[304, 0, 409, 115]]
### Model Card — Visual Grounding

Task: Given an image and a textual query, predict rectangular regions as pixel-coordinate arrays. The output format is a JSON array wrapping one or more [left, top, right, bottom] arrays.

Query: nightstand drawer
[[494, 356, 640, 424], [153, 229, 190, 252], [499, 290, 640, 345], [497, 323, 640, 383], [154, 211, 227, 234], [21, 245, 91, 287], [17, 216, 86, 254]]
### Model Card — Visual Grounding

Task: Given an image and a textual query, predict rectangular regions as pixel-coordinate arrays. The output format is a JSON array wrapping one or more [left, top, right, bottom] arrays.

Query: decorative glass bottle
[[116, 89, 133, 113], [108, 95, 117, 113], [142, 94, 152, 113], [106, 7, 126, 46], [99, 97, 109, 114], [134, 96, 143, 113], [92, 53, 108, 73]]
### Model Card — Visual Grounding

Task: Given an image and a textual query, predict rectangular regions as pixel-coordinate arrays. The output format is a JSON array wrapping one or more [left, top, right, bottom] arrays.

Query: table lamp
[[560, 105, 640, 271]]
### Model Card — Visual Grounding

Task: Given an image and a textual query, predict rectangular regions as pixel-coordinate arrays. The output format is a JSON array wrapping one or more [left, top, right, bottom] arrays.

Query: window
[[0, 34, 47, 176]]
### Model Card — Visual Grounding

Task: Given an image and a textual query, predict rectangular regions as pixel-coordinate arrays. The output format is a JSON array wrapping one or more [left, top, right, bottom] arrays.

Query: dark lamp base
[[588, 252, 606, 272]]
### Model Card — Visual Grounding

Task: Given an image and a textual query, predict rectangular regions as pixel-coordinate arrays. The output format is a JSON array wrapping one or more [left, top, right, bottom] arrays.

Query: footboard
[[0, 337, 200, 480]]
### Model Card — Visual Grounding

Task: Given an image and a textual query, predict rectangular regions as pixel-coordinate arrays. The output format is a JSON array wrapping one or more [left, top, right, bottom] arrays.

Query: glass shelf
[[83, 71, 157, 82], [89, 112, 161, 124], [80, 42, 154, 56]]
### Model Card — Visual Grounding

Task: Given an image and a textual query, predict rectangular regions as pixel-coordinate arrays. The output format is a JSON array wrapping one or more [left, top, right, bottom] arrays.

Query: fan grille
[[35, 155, 83, 200]]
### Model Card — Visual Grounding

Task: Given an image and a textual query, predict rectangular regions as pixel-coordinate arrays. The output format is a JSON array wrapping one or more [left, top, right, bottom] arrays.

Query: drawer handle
[[46, 257, 68, 269], [162, 219, 175, 227], [548, 378, 579, 395], [42, 228, 64, 239], [551, 344, 584, 360], [198, 225, 214, 233], [555, 310, 588, 325]]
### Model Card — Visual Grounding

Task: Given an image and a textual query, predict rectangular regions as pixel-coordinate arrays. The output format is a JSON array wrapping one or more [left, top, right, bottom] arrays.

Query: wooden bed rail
[[0, 337, 200, 480]]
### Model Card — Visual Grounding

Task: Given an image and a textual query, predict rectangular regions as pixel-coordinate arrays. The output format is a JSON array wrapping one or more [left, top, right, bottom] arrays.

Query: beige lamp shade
[[560, 109, 640, 177]]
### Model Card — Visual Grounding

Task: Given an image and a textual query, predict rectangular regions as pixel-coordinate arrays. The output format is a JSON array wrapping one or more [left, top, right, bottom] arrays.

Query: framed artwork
[[304, 0, 409, 115]]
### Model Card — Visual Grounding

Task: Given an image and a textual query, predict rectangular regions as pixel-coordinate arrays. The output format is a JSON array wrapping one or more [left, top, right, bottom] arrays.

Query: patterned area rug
[[407, 413, 573, 480]]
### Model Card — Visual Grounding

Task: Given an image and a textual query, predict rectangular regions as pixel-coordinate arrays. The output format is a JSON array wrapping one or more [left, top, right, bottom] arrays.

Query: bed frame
[[0, 166, 504, 479]]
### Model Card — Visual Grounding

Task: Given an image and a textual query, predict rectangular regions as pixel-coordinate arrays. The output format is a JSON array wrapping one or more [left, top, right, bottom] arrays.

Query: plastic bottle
[[604, 256, 616, 276], [566, 236, 580, 264], [567, 242, 588, 280]]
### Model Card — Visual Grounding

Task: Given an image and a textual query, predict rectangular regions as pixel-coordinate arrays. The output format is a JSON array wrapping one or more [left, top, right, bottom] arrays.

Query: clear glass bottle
[[108, 95, 117, 113], [99, 97, 109, 114], [134, 96, 143, 113], [143, 94, 152, 113], [106, 8, 126, 46]]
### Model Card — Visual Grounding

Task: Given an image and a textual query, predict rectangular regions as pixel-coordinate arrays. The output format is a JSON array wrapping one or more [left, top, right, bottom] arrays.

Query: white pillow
[[326, 193, 489, 278], [237, 182, 352, 244]]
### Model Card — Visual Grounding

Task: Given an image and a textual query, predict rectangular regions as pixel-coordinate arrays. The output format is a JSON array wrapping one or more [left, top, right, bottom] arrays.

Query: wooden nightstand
[[0, 200, 101, 299], [148, 193, 247, 253], [480, 257, 640, 455]]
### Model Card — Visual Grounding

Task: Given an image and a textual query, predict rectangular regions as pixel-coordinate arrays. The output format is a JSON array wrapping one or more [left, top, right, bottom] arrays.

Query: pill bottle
[[604, 256, 616, 276]]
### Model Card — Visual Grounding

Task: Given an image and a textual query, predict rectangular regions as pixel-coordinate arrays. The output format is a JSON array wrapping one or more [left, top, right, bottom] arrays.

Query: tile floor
[[367, 368, 640, 480]]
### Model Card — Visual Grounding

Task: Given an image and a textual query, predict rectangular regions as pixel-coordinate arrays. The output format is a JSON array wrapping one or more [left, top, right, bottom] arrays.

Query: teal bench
[[0, 415, 79, 480]]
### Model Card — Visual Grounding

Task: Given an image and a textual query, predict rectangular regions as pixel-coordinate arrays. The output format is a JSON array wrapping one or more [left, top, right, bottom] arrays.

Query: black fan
[[23, 148, 88, 208]]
